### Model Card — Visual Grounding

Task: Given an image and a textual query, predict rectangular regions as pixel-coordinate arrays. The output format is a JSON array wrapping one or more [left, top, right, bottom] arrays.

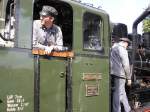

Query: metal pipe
[[66, 58, 73, 112], [131, 6, 150, 79], [34, 55, 40, 112], [132, 7, 150, 34]]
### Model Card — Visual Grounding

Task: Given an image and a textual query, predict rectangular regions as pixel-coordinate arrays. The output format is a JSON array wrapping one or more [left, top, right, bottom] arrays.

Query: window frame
[[82, 12, 104, 53]]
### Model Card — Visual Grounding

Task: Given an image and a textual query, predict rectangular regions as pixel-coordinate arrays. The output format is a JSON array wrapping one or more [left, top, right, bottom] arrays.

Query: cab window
[[33, 0, 73, 51], [0, 0, 15, 48], [83, 12, 102, 51]]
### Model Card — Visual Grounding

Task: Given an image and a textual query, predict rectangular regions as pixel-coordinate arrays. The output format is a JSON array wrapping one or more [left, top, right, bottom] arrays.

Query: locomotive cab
[[0, 0, 110, 112]]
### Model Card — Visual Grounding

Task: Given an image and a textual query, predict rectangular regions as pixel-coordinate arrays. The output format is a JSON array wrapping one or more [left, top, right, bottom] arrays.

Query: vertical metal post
[[14, 0, 20, 47], [66, 58, 72, 112], [34, 55, 40, 112]]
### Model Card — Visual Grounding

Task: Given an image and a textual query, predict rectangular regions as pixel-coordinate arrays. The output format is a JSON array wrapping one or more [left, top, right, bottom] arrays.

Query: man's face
[[40, 15, 54, 27]]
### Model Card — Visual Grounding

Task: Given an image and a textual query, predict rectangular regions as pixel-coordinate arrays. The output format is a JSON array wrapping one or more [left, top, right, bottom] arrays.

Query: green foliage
[[143, 18, 150, 33]]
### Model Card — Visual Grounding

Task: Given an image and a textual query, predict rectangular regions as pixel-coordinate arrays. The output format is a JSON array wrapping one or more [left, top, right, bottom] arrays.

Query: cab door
[[32, 51, 74, 112], [72, 11, 110, 112], [39, 57, 67, 112]]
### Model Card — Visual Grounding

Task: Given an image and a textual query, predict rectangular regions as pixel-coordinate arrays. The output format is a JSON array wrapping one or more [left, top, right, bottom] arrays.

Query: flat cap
[[40, 5, 58, 17], [119, 38, 131, 43]]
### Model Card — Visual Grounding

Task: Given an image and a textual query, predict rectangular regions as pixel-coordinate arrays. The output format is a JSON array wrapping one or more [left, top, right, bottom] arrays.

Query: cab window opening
[[33, 0, 73, 52]]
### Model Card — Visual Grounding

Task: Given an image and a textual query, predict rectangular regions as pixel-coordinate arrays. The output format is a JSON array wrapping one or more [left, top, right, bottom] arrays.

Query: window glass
[[83, 12, 102, 51], [0, 0, 15, 48]]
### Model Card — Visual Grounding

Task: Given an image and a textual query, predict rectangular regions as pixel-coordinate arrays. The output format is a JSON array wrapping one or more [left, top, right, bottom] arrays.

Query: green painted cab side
[[17, 0, 33, 49], [70, 1, 110, 112], [0, 49, 34, 112], [72, 57, 109, 112]]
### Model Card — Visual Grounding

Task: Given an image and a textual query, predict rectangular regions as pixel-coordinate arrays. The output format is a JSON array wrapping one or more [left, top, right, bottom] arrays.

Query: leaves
[[142, 18, 150, 33]]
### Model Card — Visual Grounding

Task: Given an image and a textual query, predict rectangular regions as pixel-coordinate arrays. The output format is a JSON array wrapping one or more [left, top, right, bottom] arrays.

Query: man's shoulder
[[53, 24, 61, 29], [113, 43, 125, 50], [112, 43, 119, 50], [52, 24, 62, 33], [33, 20, 42, 27], [112, 43, 118, 48], [112, 43, 126, 53]]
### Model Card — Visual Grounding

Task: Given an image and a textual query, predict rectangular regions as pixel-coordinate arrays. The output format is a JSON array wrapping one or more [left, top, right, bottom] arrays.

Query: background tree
[[142, 16, 150, 33]]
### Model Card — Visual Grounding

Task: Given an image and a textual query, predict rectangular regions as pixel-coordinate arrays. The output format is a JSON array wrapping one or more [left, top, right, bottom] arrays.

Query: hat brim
[[120, 38, 131, 44]]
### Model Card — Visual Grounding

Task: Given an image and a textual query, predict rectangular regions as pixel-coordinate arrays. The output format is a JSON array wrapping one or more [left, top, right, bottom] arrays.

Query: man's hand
[[127, 79, 132, 86], [44, 46, 54, 54]]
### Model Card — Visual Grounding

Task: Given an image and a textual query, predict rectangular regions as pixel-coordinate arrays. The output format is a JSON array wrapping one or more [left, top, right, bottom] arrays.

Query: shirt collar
[[118, 42, 126, 48], [40, 25, 56, 33]]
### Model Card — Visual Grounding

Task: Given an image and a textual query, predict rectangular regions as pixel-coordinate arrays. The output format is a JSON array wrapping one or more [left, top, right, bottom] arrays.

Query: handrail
[[32, 49, 74, 58]]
